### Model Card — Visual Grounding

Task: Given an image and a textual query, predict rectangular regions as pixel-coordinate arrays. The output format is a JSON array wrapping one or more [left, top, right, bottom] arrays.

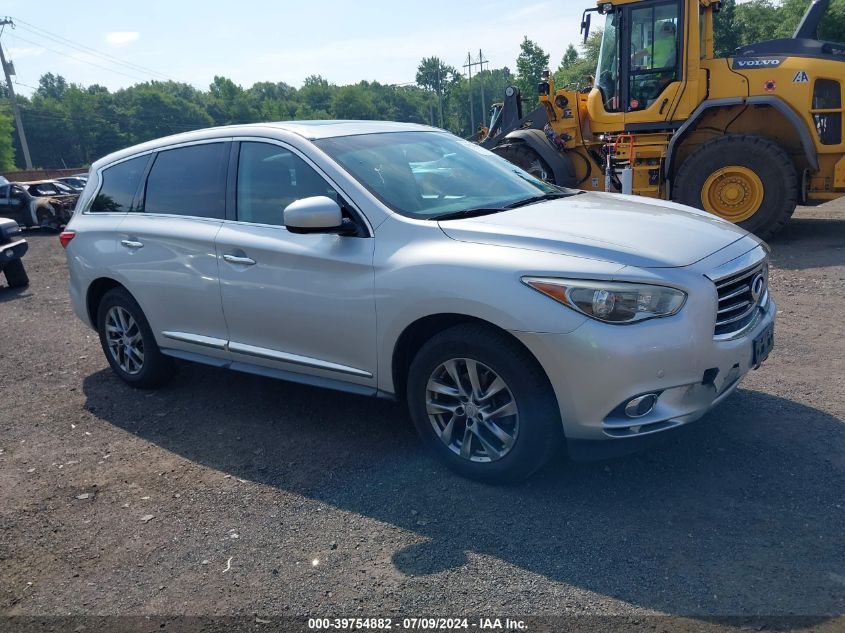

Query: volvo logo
[[732, 58, 784, 69], [751, 273, 766, 303]]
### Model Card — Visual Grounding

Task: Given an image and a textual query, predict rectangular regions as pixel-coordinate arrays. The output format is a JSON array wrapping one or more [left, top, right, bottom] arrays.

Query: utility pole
[[464, 52, 474, 134], [463, 50, 489, 135], [436, 64, 444, 129], [0, 18, 32, 169], [478, 49, 488, 126]]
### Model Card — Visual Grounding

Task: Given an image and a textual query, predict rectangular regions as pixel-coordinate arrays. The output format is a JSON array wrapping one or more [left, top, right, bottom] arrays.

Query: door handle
[[223, 253, 256, 266], [121, 239, 144, 249]]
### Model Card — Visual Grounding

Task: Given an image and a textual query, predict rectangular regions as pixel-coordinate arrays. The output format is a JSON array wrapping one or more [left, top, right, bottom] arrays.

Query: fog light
[[624, 393, 658, 418]]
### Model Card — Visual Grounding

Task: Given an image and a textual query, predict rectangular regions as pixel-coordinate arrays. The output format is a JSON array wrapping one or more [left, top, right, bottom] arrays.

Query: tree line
[[1, 0, 842, 171]]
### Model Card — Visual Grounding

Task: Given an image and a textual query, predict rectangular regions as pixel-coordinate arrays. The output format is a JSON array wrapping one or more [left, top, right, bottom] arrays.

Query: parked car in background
[[57, 176, 88, 192], [0, 180, 79, 230], [61, 121, 775, 482], [0, 217, 29, 288]]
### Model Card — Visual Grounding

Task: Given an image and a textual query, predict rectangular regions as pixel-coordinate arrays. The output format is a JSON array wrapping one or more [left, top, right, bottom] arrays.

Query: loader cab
[[587, 0, 700, 131]]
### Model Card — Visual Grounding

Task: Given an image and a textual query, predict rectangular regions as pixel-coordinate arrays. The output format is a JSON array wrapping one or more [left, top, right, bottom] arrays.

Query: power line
[[12, 17, 176, 82], [7, 33, 153, 83], [18, 106, 204, 130]]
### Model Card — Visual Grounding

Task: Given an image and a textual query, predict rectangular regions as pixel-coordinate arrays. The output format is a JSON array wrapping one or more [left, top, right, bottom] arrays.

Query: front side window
[[316, 131, 557, 219], [143, 143, 227, 219], [596, 10, 621, 111], [90, 156, 148, 213], [629, 2, 680, 111], [236, 142, 338, 226]]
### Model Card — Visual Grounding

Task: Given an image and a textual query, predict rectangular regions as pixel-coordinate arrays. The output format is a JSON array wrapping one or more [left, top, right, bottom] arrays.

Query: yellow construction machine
[[480, 0, 845, 238]]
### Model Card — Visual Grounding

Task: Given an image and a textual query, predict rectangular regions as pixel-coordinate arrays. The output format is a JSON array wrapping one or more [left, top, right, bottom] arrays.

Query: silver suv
[[62, 121, 775, 482]]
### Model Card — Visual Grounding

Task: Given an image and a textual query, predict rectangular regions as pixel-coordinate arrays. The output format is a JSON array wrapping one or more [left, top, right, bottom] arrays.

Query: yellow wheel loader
[[481, 0, 845, 239]]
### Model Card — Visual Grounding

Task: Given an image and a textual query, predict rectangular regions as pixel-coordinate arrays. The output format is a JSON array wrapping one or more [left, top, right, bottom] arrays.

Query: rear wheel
[[672, 134, 798, 240], [3, 258, 29, 288], [494, 143, 556, 184], [406, 323, 562, 483], [96, 287, 175, 388]]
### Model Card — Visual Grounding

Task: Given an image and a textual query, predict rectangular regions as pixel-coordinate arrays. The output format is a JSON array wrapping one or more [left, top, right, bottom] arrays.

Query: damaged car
[[0, 180, 79, 230]]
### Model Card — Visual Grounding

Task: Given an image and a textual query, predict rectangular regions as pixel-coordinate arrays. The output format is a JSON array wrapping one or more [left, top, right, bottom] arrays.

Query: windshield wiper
[[429, 208, 505, 221], [430, 190, 580, 221], [503, 191, 576, 209]]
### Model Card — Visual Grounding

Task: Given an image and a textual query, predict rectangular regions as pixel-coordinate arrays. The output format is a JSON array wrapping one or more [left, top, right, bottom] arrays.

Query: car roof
[[91, 120, 443, 172]]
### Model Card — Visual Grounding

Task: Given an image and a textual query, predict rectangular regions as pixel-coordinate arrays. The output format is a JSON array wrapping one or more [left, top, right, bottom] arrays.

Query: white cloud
[[105, 31, 140, 45], [7, 46, 45, 60]]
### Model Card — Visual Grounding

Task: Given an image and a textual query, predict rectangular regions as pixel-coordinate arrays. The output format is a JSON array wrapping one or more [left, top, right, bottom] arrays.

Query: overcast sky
[[2, 0, 588, 96]]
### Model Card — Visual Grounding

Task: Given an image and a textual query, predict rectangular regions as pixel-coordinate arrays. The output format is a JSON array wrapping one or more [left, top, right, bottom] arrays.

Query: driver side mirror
[[283, 196, 358, 236], [581, 13, 592, 43]]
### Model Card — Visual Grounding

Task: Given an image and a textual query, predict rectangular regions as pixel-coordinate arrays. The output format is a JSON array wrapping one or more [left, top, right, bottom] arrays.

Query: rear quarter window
[[90, 155, 149, 213]]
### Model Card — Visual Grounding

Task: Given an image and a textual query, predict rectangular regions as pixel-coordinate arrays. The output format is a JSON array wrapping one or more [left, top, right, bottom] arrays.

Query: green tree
[[416, 56, 457, 127], [0, 110, 15, 170], [560, 44, 579, 70], [36, 73, 68, 100], [515, 36, 550, 108], [714, 0, 741, 57], [205, 76, 258, 125], [554, 31, 602, 90], [777, 0, 845, 41], [298, 75, 333, 118], [332, 84, 377, 119]]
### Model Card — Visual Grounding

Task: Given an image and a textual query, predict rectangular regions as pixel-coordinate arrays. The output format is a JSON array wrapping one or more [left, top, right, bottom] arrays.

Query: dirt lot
[[0, 203, 843, 629]]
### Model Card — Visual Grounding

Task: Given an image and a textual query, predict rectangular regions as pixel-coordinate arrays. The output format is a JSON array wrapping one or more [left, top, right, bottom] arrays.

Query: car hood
[[438, 191, 754, 268]]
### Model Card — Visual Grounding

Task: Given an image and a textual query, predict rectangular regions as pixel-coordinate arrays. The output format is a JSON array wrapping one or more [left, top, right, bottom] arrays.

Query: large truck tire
[[493, 144, 558, 185], [672, 134, 798, 240]]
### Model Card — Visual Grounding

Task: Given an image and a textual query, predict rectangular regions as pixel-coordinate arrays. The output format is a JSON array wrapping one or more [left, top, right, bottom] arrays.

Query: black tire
[[96, 287, 175, 389], [406, 323, 562, 483], [494, 143, 557, 184], [3, 258, 29, 288], [672, 134, 798, 240]]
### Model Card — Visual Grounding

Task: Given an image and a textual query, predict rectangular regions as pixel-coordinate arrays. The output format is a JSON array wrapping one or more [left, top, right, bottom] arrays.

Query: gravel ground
[[0, 204, 843, 629]]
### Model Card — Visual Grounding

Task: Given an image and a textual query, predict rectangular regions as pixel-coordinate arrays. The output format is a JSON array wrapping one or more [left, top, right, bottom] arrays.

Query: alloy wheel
[[105, 305, 145, 375], [425, 358, 519, 463]]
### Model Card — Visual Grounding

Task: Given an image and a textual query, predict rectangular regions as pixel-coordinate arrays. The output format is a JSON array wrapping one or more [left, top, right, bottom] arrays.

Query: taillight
[[59, 231, 76, 248]]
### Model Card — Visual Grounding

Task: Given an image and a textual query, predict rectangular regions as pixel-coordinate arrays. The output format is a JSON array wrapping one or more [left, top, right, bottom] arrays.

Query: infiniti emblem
[[750, 273, 766, 303]]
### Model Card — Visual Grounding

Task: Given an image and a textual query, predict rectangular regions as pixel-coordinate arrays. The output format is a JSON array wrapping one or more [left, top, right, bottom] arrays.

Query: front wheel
[[96, 287, 175, 389], [672, 134, 798, 240], [493, 143, 557, 184], [36, 207, 61, 233], [406, 324, 562, 483]]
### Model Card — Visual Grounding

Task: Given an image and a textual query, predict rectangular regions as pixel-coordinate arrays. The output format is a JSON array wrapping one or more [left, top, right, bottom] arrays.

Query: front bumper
[[511, 294, 777, 459]]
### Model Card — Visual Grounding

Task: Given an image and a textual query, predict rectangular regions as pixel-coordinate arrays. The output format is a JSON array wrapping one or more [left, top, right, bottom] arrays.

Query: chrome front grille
[[713, 261, 768, 337]]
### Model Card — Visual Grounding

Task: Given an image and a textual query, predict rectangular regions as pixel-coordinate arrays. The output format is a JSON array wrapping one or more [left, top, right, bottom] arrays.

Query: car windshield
[[53, 182, 75, 193], [315, 131, 559, 219], [30, 184, 60, 196]]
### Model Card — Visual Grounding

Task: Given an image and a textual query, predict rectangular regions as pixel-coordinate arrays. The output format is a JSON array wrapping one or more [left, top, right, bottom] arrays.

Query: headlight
[[522, 277, 687, 324]]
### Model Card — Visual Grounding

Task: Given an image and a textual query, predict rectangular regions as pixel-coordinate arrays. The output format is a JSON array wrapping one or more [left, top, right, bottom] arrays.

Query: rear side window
[[236, 141, 337, 226], [144, 143, 227, 219], [90, 156, 148, 213]]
